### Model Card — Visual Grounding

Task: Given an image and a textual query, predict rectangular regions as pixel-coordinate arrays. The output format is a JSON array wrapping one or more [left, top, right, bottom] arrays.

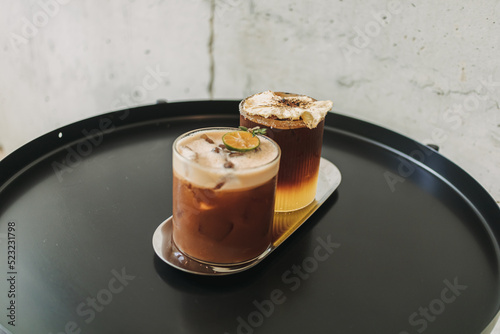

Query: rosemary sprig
[[239, 126, 267, 137]]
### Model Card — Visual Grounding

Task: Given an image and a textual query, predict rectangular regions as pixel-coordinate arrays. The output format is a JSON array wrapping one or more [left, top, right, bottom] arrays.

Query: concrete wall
[[1, 0, 499, 204]]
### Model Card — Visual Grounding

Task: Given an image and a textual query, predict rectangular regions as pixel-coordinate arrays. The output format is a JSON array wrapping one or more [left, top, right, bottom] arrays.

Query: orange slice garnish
[[222, 131, 260, 152]]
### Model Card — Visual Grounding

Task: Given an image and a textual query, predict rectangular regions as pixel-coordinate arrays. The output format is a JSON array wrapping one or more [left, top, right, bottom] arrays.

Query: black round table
[[0, 101, 499, 334]]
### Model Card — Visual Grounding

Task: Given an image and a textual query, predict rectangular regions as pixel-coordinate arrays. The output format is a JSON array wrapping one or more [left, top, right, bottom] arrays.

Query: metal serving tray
[[0, 101, 499, 334], [152, 158, 341, 276]]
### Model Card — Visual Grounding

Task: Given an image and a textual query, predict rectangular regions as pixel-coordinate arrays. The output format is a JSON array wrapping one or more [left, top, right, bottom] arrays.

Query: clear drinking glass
[[240, 92, 327, 212], [172, 127, 281, 265]]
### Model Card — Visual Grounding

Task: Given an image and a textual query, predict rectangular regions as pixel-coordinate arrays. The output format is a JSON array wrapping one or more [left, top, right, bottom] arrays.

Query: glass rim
[[173, 127, 281, 172]]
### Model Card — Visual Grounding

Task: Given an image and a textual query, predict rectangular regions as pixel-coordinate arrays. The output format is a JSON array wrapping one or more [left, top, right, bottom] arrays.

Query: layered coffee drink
[[172, 127, 281, 264], [240, 91, 333, 212]]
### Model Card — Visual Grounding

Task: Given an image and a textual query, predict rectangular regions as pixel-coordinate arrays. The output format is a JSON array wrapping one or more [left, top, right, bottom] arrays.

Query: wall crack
[[207, 0, 216, 99]]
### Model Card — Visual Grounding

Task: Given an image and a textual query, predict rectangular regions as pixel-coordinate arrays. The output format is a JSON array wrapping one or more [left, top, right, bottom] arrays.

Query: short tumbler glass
[[172, 127, 281, 265]]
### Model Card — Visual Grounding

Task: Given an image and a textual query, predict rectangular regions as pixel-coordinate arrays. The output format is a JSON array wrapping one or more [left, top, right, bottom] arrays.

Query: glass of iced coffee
[[240, 91, 333, 212], [172, 127, 281, 265]]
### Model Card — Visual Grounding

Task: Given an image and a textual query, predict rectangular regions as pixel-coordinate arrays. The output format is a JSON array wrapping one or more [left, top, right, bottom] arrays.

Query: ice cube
[[198, 220, 234, 241], [193, 188, 217, 208], [214, 180, 225, 190], [181, 145, 198, 161], [200, 134, 215, 144]]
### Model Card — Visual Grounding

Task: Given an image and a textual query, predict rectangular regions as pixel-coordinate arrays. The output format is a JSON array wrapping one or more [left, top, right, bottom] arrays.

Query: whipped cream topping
[[240, 91, 333, 129]]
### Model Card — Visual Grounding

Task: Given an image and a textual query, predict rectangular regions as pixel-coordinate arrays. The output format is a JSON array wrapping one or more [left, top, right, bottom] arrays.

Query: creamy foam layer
[[240, 91, 333, 129], [173, 128, 280, 190]]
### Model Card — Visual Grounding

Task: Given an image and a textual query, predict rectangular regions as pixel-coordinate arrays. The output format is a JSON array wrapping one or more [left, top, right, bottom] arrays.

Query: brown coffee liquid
[[172, 173, 276, 264], [240, 113, 324, 211]]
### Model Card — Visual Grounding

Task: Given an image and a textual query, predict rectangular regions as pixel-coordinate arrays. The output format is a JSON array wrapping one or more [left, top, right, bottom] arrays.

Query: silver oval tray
[[152, 157, 341, 275]]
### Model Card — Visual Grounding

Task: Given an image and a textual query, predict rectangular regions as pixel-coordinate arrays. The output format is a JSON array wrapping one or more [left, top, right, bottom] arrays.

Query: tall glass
[[240, 92, 328, 212], [172, 127, 281, 265]]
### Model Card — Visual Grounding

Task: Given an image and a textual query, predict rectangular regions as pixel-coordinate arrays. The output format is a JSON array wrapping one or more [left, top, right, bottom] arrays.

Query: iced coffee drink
[[172, 127, 281, 264], [240, 91, 333, 212]]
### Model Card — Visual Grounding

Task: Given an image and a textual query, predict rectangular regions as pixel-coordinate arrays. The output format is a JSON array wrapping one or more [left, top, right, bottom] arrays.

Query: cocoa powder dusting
[[280, 97, 309, 108]]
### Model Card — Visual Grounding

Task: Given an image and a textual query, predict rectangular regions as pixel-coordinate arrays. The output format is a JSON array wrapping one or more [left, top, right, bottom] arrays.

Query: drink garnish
[[238, 126, 267, 137], [222, 130, 261, 152]]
